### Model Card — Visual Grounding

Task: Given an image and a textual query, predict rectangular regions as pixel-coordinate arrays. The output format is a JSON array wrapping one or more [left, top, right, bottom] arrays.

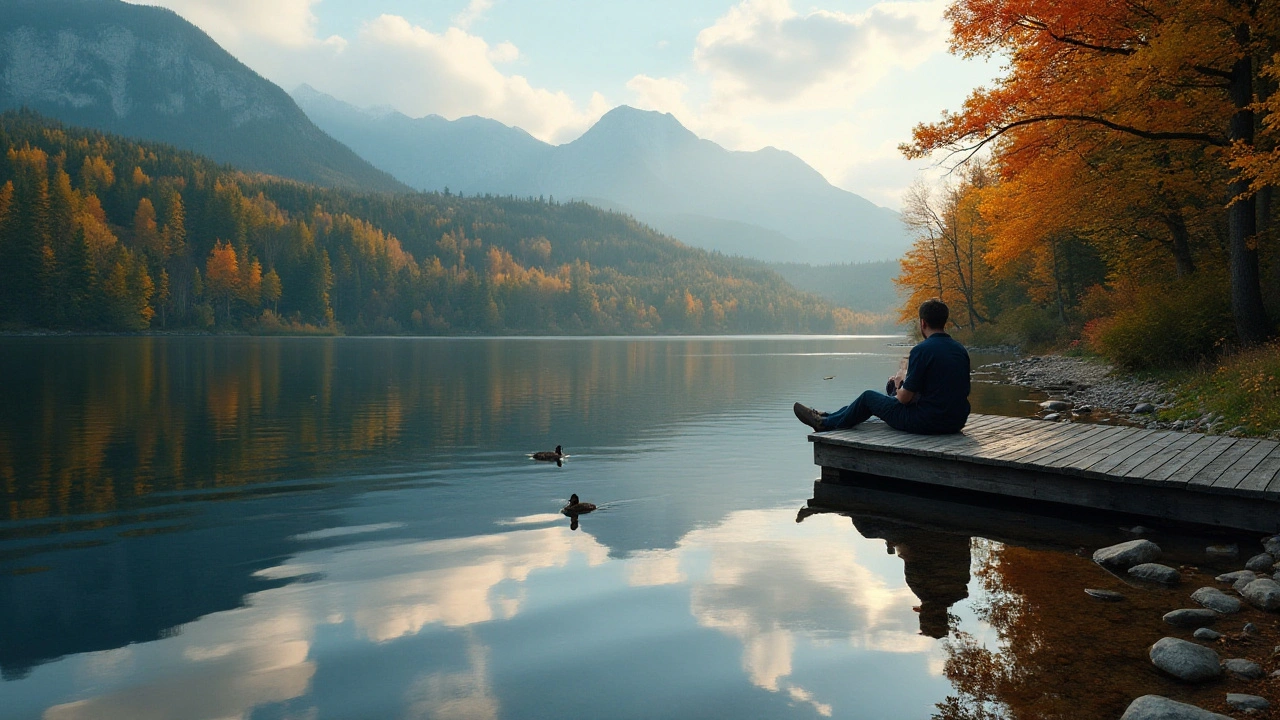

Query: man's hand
[[896, 385, 916, 404]]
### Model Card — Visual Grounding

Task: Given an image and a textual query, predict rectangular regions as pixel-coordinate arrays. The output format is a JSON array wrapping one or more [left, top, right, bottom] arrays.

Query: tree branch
[[1015, 17, 1140, 55]]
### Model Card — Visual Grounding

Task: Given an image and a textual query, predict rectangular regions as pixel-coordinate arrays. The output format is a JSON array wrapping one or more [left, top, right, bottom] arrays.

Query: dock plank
[[1113, 431, 1192, 477], [1212, 441, 1274, 492], [1052, 427, 1149, 471], [1142, 435, 1223, 483], [994, 423, 1097, 462], [1165, 437, 1239, 486], [1020, 425, 1116, 466], [810, 413, 1280, 533], [1091, 430, 1181, 475]]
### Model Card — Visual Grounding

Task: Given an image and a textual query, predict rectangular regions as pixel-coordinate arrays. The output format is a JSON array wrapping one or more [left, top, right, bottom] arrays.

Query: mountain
[[0, 0, 408, 194], [293, 89, 908, 263]]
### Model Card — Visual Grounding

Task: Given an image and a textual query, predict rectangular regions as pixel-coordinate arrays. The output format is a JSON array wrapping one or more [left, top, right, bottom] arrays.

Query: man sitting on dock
[[794, 298, 970, 434]]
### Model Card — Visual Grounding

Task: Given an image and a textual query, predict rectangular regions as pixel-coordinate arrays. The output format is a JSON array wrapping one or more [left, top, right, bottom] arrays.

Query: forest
[[0, 110, 874, 335], [895, 0, 1280, 369]]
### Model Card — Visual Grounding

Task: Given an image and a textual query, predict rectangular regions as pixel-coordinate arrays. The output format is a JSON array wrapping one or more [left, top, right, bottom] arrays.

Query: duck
[[562, 493, 596, 515], [532, 445, 564, 462]]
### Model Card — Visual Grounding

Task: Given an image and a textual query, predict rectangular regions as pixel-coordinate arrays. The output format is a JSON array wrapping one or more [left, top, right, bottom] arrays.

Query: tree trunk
[[1227, 25, 1272, 345], [1159, 212, 1197, 277]]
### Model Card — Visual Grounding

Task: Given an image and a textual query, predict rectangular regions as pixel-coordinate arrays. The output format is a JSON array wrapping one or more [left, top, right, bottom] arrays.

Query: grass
[[1157, 341, 1280, 437]]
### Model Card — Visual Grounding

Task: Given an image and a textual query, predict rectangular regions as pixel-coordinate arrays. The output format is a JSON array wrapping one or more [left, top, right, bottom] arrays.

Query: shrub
[[1084, 275, 1232, 369]]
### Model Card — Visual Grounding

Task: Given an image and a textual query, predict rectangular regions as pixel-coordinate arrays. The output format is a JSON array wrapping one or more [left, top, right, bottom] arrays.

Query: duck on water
[[562, 494, 596, 516], [532, 445, 564, 462]]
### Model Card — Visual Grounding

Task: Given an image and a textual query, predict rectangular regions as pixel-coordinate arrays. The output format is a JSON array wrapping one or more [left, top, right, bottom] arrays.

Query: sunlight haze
[[125, 0, 1000, 208]]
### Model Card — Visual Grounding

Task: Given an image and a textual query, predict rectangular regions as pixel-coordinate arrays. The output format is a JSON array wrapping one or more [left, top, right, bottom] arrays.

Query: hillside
[[293, 88, 909, 264], [0, 0, 407, 194], [0, 111, 876, 335]]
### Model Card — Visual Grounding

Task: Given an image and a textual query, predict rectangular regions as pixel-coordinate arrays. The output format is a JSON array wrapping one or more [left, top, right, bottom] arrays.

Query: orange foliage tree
[[903, 0, 1280, 345]]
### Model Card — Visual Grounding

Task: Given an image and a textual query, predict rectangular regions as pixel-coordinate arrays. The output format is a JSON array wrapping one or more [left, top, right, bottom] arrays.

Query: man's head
[[919, 298, 949, 332]]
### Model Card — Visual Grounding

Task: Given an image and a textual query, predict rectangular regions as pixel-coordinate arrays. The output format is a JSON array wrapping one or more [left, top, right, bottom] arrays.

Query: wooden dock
[[810, 414, 1280, 533]]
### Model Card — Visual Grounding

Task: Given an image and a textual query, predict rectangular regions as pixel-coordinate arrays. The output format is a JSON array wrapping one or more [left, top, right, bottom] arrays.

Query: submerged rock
[[1223, 658, 1264, 680], [1120, 695, 1231, 720], [1130, 563, 1181, 584], [1149, 637, 1222, 682], [1084, 588, 1125, 601], [1040, 400, 1071, 411], [1216, 569, 1257, 584], [1206, 544, 1238, 557], [1191, 587, 1242, 614], [1094, 539, 1162, 569], [1226, 694, 1270, 711], [1193, 628, 1222, 641], [1245, 552, 1275, 572], [1241, 578, 1280, 611], [1263, 535, 1280, 557], [1163, 609, 1218, 628]]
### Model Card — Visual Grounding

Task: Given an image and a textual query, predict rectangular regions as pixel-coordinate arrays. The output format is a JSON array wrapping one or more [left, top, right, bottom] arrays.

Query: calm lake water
[[0, 336, 1262, 719]]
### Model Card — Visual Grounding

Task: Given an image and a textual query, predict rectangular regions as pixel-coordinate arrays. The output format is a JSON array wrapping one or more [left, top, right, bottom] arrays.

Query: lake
[[0, 336, 1260, 719]]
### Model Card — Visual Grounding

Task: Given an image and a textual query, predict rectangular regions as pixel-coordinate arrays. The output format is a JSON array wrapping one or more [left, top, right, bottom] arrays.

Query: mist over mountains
[[0, 0, 407, 193], [293, 86, 910, 264]]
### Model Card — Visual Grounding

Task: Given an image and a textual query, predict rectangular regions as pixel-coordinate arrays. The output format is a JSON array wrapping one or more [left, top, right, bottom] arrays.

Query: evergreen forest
[[0, 111, 875, 335]]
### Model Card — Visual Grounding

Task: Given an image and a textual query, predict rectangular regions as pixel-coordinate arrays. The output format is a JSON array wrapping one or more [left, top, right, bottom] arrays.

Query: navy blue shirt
[[902, 332, 970, 430]]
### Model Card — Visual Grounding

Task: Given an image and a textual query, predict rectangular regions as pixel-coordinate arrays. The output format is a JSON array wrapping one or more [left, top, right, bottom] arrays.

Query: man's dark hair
[[919, 298, 949, 330]]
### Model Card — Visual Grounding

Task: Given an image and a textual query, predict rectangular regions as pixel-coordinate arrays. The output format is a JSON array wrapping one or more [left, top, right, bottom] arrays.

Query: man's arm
[[896, 386, 916, 404]]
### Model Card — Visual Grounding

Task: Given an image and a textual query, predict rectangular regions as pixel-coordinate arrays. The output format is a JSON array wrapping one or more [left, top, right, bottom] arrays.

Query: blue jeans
[[823, 390, 963, 435]]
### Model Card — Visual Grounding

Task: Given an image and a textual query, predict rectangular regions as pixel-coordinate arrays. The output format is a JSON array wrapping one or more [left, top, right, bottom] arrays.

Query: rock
[[1206, 544, 1238, 557], [1191, 587, 1242, 614], [1120, 695, 1231, 720], [1244, 622, 1261, 636], [1226, 694, 1270, 711], [1124, 525, 1154, 535], [1149, 638, 1222, 682], [1236, 576, 1260, 593], [1193, 628, 1222, 640], [1163, 608, 1218, 628], [1241, 578, 1280, 611], [1216, 570, 1257, 584], [1263, 535, 1280, 557], [1223, 658, 1265, 680], [1094, 539, 1162, 569], [1245, 552, 1275, 572], [1040, 400, 1071, 411], [1084, 588, 1125, 601], [1130, 563, 1181, 584], [1043, 413, 1061, 421], [1134, 402, 1156, 413], [1075, 405, 1092, 413]]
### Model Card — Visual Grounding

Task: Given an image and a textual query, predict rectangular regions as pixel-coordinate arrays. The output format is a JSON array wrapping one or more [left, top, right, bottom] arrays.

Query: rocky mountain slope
[[0, 0, 407, 193]]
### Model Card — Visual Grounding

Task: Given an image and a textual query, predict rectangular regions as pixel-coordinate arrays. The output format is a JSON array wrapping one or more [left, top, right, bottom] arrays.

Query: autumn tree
[[903, 0, 1280, 344], [205, 240, 240, 324]]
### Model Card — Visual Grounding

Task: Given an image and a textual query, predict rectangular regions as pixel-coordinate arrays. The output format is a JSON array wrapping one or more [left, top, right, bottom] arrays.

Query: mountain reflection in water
[[7, 336, 1247, 719]]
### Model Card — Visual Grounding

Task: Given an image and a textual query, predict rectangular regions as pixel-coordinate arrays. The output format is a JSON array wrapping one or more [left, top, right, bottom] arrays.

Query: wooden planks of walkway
[[810, 414, 1280, 532]]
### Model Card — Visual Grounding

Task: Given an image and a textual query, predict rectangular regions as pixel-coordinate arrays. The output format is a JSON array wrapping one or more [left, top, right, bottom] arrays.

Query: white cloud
[[694, 0, 948, 110], [454, 0, 494, 30], [130, 0, 326, 48], [126, 1, 607, 144]]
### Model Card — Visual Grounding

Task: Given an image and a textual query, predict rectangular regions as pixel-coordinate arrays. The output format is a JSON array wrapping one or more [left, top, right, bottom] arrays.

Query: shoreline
[[983, 354, 1239, 434]]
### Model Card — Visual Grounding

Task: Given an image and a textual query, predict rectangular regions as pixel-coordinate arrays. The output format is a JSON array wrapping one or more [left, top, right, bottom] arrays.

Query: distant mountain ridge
[[293, 87, 909, 263], [0, 0, 408, 193]]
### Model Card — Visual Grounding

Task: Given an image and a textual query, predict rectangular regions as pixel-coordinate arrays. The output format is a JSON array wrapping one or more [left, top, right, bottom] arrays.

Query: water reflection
[[2, 336, 1056, 719]]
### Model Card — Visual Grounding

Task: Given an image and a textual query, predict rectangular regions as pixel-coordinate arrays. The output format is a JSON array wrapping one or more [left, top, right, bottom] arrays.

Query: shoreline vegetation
[[0, 111, 882, 338], [987, 346, 1280, 439]]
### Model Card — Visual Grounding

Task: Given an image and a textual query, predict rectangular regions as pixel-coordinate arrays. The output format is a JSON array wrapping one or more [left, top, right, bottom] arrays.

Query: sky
[[127, 0, 1001, 209]]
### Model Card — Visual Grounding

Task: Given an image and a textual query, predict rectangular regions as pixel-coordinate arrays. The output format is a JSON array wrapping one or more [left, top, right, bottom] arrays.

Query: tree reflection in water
[[820, 500, 1255, 720]]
